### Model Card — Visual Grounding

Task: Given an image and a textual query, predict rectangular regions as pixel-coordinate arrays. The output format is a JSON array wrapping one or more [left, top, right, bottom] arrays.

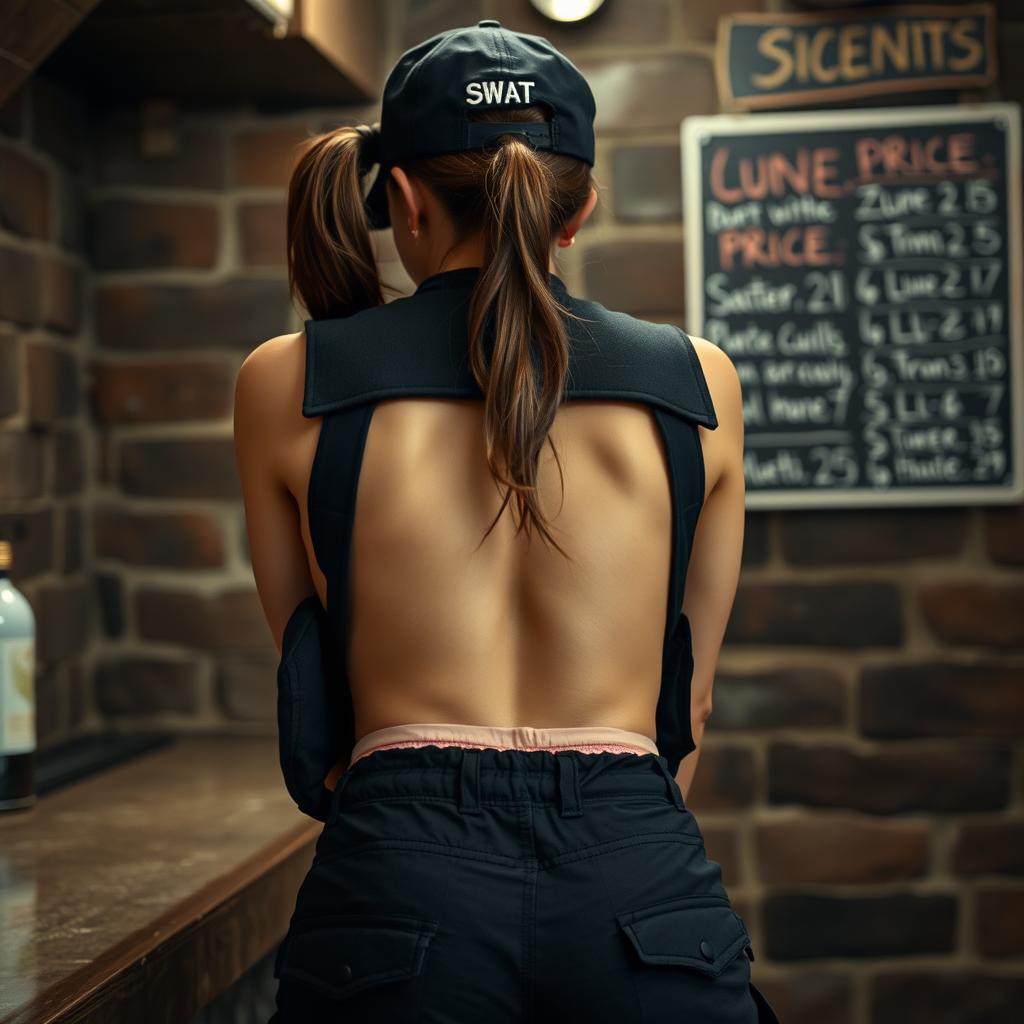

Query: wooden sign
[[718, 4, 997, 111], [682, 104, 1023, 509]]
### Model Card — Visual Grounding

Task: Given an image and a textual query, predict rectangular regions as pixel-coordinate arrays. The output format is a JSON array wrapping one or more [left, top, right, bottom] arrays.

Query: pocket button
[[699, 940, 715, 961], [340, 962, 352, 980]]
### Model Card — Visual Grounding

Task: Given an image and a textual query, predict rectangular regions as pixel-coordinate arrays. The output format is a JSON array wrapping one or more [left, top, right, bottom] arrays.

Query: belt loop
[[653, 756, 686, 812], [457, 748, 483, 815], [555, 752, 583, 818], [326, 766, 355, 826]]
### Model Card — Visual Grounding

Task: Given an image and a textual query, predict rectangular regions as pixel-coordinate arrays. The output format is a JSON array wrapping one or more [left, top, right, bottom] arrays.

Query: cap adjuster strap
[[464, 121, 555, 151]]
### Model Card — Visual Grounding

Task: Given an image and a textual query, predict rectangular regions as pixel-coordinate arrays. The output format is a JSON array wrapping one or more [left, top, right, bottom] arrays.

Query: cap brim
[[364, 164, 391, 230]]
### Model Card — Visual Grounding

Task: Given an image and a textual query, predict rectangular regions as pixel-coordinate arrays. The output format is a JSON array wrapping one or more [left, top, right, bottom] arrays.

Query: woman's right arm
[[675, 337, 746, 802]]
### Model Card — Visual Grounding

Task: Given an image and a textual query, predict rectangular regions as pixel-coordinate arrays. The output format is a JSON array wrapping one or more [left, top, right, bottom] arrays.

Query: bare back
[[235, 329, 745, 792]]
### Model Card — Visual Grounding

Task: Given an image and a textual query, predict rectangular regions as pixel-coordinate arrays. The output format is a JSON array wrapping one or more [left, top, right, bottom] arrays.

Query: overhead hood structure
[[18, 0, 382, 109]]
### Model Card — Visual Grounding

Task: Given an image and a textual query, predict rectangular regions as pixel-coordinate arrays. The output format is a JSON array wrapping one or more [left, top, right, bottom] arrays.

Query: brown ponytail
[[466, 130, 576, 560], [286, 126, 385, 320], [287, 108, 594, 559]]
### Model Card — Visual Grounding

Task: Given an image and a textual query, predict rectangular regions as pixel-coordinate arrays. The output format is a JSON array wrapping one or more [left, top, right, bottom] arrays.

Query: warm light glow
[[244, 0, 293, 26], [529, 0, 607, 24]]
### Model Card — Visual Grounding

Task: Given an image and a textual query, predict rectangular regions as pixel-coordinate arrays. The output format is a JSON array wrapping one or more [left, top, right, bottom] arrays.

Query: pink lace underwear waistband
[[348, 722, 660, 768]]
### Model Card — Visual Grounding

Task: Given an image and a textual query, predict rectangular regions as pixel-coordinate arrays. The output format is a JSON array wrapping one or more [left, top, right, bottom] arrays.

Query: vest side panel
[[651, 407, 706, 776]]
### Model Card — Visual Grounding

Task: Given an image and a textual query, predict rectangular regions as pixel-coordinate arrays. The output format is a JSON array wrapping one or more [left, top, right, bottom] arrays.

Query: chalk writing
[[684, 106, 1022, 507]]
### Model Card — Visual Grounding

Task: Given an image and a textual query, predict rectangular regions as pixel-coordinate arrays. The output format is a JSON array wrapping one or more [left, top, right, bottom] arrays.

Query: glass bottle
[[0, 539, 36, 811]]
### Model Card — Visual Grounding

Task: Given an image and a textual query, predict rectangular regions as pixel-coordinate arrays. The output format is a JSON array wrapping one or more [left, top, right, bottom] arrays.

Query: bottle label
[[0, 637, 35, 754]]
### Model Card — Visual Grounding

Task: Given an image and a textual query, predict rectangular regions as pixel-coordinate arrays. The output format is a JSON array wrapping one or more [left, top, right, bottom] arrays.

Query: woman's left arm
[[233, 331, 319, 655]]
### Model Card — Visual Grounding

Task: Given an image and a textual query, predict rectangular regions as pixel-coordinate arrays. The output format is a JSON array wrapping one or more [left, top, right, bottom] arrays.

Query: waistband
[[348, 722, 660, 767], [332, 730, 686, 821]]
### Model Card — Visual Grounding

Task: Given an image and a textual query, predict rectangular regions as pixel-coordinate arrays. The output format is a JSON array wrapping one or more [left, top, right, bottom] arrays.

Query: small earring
[[411, 227, 419, 239], [567, 235, 576, 247]]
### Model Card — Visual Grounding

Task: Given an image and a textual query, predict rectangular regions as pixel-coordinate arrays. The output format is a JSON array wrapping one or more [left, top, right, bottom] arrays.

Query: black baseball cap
[[361, 19, 597, 229]]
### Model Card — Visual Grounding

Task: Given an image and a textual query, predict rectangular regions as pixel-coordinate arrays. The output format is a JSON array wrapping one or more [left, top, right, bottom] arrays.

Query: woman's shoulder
[[234, 330, 309, 442], [688, 335, 741, 412], [685, 335, 745, 495], [237, 330, 306, 403]]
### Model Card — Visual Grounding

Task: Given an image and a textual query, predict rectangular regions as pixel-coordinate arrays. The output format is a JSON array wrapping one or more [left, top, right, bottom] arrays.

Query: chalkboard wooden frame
[[682, 103, 1023, 509]]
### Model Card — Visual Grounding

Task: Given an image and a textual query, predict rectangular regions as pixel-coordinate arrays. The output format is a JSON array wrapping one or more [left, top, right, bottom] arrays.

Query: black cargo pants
[[270, 744, 780, 1022]]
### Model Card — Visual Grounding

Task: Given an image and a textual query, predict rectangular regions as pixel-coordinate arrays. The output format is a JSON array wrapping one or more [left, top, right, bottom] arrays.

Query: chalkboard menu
[[683, 104, 1023, 509]]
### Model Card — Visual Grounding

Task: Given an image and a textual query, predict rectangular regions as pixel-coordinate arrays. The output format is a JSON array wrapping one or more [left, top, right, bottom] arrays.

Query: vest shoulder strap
[[302, 289, 718, 431]]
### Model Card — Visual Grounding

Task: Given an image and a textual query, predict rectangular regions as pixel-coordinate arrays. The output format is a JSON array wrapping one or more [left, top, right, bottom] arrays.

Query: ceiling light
[[529, 0, 607, 24]]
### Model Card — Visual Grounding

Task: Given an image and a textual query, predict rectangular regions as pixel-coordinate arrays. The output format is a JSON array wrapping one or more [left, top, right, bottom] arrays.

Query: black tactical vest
[[276, 266, 718, 820]]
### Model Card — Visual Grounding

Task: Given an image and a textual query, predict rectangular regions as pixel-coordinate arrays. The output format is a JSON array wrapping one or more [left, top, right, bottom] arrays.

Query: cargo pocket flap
[[279, 913, 439, 1001], [615, 895, 750, 978]]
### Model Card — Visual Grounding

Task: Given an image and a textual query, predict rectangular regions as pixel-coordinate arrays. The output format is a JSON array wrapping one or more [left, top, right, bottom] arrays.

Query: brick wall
[[0, 1, 1022, 1020], [0, 74, 372, 739], [1, 74, 91, 745], [84, 108, 310, 731]]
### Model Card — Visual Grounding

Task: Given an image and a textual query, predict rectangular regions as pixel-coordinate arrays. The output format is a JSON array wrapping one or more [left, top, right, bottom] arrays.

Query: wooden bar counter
[[0, 735, 320, 1024]]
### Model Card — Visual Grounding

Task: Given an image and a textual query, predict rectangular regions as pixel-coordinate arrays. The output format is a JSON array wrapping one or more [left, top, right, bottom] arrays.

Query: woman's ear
[[560, 185, 598, 244], [388, 166, 422, 237]]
